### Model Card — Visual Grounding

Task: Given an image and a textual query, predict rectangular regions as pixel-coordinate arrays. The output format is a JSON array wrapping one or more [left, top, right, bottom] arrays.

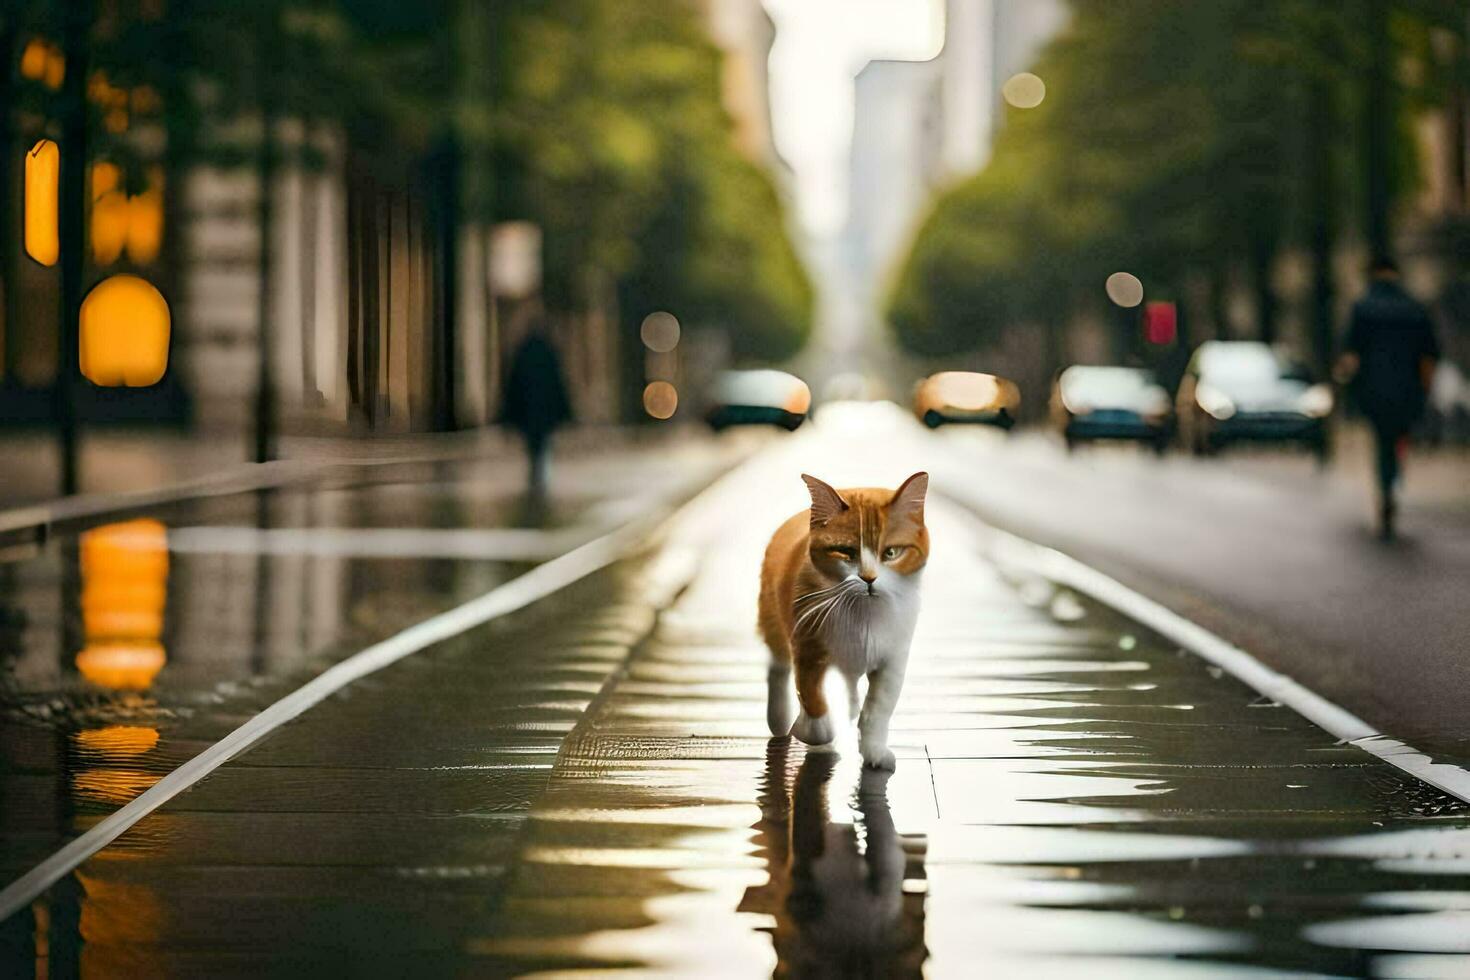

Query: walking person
[[1337, 257, 1440, 539], [499, 321, 573, 497]]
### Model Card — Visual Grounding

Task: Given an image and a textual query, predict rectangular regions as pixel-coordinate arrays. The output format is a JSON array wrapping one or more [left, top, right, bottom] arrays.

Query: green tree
[[888, 0, 1462, 371]]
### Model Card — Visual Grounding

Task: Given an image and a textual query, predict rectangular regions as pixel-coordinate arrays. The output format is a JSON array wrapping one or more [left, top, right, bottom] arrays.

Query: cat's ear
[[889, 471, 928, 524], [801, 474, 849, 526]]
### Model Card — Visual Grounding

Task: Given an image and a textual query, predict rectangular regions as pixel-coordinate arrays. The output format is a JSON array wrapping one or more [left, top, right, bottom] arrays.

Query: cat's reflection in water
[[740, 741, 927, 978]]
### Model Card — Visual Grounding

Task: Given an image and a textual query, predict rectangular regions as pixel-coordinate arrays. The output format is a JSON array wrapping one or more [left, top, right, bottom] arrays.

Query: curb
[[971, 516, 1470, 806]]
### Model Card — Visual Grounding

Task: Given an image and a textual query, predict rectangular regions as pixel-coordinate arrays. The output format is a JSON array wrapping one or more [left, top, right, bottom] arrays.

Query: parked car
[[705, 369, 811, 431], [1176, 341, 1333, 460], [914, 371, 1020, 430], [1051, 365, 1173, 453]]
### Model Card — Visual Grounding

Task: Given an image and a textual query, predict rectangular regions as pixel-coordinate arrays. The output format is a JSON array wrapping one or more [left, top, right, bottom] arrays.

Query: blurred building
[[843, 0, 1068, 309], [0, 17, 482, 440], [703, 0, 780, 169]]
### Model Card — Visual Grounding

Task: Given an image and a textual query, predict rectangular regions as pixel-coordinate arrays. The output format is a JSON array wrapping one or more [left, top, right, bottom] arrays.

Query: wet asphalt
[[3, 410, 1470, 976]]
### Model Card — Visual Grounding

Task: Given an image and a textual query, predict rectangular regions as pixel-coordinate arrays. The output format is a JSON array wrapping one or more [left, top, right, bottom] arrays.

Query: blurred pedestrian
[[1337, 257, 1440, 539], [500, 323, 572, 497]]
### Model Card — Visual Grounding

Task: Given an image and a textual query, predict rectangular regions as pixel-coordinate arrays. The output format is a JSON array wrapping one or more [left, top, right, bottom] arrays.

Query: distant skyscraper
[[703, 0, 781, 167], [848, 59, 944, 292], [941, 0, 1069, 179]]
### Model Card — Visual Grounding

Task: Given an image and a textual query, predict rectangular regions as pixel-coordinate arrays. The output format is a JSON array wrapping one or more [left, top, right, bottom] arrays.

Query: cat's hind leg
[[766, 659, 795, 736]]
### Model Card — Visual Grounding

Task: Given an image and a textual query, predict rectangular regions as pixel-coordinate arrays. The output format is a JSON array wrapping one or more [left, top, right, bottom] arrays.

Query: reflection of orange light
[[783, 380, 812, 415], [72, 766, 161, 806], [74, 725, 160, 757], [78, 519, 169, 690], [81, 519, 169, 637], [25, 140, 60, 267], [75, 873, 163, 951], [75, 643, 166, 691], [79, 275, 171, 386], [643, 381, 678, 420]]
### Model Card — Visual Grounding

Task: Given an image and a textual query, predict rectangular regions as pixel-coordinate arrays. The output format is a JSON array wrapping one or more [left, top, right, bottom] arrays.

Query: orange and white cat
[[758, 472, 929, 769]]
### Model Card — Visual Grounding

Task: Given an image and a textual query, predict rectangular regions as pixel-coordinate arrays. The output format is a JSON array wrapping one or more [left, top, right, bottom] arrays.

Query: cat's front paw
[[789, 710, 835, 746], [860, 742, 897, 771]]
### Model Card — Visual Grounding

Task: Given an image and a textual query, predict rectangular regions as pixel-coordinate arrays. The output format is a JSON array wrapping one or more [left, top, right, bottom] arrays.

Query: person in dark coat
[[1338, 256, 1440, 539], [499, 326, 573, 495]]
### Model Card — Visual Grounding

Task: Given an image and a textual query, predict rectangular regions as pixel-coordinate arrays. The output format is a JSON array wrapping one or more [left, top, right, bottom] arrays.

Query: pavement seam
[[950, 496, 1470, 807]]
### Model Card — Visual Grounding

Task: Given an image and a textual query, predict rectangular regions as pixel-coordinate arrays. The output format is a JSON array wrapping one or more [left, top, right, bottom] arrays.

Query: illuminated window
[[25, 139, 60, 267], [79, 275, 171, 386]]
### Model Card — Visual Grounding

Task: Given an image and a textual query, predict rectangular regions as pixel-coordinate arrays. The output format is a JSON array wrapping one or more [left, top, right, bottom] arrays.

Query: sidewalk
[[9, 433, 1470, 975], [0, 423, 717, 516]]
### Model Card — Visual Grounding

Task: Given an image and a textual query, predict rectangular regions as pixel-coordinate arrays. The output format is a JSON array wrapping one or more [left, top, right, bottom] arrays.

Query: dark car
[[913, 371, 1020, 430], [1051, 365, 1173, 453], [705, 369, 812, 432], [1176, 341, 1334, 459]]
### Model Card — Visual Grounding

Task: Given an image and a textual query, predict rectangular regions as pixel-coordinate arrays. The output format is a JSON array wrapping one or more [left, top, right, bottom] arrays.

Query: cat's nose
[[859, 570, 877, 586]]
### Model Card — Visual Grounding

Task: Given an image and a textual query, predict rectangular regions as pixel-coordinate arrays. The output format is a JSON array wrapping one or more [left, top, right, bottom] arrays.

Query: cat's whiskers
[[796, 579, 867, 637]]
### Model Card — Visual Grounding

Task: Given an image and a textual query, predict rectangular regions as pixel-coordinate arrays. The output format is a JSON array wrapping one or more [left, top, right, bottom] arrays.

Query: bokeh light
[[25, 139, 60, 267], [1002, 72, 1046, 109], [127, 170, 165, 263], [19, 38, 64, 89], [640, 311, 681, 353], [1105, 271, 1145, 308], [643, 381, 678, 420], [92, 162, 129, 264], [80, 275, 172, 386]]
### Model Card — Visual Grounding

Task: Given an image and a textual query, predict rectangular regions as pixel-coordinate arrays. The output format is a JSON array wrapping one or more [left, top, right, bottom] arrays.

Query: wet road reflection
[[469, 439, 1470, 977], [5, 421, 1470, 975], [0, 441, 733, 917], [738, 746, 927, 977]]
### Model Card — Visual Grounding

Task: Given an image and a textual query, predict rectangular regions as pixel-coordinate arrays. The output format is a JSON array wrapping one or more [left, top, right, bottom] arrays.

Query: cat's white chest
[[818, 577, 921, 675]]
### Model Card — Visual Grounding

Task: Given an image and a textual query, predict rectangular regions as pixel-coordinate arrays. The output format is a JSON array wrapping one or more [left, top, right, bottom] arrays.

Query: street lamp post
[[56, 1, 93, 496], [253, 11, 277, 464]]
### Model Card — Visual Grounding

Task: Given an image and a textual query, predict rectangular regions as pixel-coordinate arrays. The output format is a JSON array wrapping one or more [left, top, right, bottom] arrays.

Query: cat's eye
[[882, 546, 906, 561]]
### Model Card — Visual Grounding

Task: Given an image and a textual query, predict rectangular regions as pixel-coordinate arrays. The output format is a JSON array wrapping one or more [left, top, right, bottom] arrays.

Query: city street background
[[3, 0, 1470, 975]]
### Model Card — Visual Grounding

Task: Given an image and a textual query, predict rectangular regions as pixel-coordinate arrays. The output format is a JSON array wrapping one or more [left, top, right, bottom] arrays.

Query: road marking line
[[972, 516, 1470, 806], [0, 508, 666, 922]]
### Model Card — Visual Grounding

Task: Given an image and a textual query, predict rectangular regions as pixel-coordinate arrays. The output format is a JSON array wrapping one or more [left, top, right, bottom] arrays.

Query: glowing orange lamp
[[79, 275, 171, 386], [25, 139, 60, 267]]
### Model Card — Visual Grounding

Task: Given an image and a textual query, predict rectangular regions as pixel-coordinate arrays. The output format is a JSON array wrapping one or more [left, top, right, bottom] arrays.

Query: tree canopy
[[888, 0, 1464, 365]]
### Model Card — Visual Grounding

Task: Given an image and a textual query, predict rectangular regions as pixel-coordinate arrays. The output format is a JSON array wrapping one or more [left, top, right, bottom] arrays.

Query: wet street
[[4, 410, 1470, 976]]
